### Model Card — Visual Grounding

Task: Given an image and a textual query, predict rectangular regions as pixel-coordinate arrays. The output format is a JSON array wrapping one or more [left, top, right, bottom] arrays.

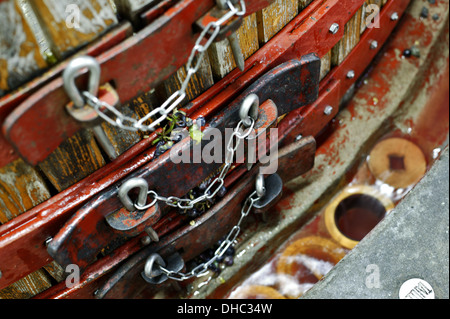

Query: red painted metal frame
[[51, 0, 414, 299], [2, 0, 274, 166], [0, 1, 183, 166], [0, 0, 409, 292], [0, 22, 133, 167]]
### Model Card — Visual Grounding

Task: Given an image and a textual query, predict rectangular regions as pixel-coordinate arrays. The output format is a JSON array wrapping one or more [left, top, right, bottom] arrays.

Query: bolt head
[[329, 23, 340, 34], [391, 12, 399, 21], [141, 236, 152, 245], [370, 40, 378, 50], [324, 106, 334, 116], [346, 70, 356, 79]]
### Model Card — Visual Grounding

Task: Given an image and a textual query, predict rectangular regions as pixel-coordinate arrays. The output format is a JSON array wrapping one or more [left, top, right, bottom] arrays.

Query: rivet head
[[347, 70, 355, 79], [329, 23, 340, 34], [324, 106, 334, 116], [391, 12, 399, 21], [370, 40, 378, 50]]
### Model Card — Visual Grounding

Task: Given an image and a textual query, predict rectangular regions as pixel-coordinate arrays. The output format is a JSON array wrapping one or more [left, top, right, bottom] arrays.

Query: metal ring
[[144, 254, 166, 279], [255, 174, 266, 198], [239, 94, 259, 128], [324, 185, 394, 249], [63, 55, 101, 108], [146, 190, 159, 206], [118, 178, 149, 212]]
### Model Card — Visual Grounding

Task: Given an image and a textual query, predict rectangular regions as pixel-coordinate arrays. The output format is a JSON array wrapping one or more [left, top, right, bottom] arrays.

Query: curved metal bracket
[[141, 252, 185, 285], [63, 55, 100, 108], [63, 56, 102, 123], [239, 93, 260, 127], [118, 178, 149, 212]]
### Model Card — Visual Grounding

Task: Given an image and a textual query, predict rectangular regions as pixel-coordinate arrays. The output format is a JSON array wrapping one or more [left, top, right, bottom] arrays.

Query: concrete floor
[[304, 147, 449, 299]]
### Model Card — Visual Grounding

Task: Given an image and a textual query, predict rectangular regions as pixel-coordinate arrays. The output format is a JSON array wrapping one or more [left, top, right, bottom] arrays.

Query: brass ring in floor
[[368, 137, 427, 189], [276, 236, 347, 281], [324, 185, 394, 249]]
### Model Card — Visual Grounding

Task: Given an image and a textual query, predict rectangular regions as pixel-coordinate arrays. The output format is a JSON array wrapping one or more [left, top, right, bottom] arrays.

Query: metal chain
[[133, 117, 256, 211], [136, 95, 262, 282], [82, 0, 246, 133], [158, 189, 262, 281]]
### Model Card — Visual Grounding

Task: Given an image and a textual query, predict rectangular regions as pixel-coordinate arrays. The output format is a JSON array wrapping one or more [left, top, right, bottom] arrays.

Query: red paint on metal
[[189, 0, 363, 119], [91, 138, 316, 299], [0, 22, 133, 167], [46, 96, 283, 274], [0, 0, 411, 291], [2, 0, 275, 166]]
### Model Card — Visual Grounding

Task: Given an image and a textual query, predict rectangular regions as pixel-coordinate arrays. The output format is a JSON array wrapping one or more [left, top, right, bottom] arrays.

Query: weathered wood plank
[[256, 0, 330, 81], [38, 129, 106, 192], [332, 0, 386, 68], [331, 6, 364, 66], [124, 88, 160, 139], [114, 0, 157, 22], [42, 261, 66, 283], [0, 269, 52, 299], [0, 0, 52, 96], [30, 0, 118, 59], [99, 106, 142, 156], [298, 0, 313, 10], [0, 159, 51, 223], [320, 50, 332, 81], [256, 0, 299, 45], [0, 158, 54, 298], [207, 13, 259, 80], [361, 0, 385, 34], [163, 54, 214, 106]]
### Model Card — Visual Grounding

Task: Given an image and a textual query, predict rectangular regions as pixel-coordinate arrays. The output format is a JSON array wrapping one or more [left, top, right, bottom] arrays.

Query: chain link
[[134, 117, 255, 211], [82, 0, 245, 133], [110, 0, 254, 283], [139, 115, 260, 282], [158, 190, 261, 281]]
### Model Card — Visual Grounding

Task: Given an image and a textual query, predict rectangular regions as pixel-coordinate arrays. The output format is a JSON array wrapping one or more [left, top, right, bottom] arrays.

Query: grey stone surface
[[303, 147, 449, 299]]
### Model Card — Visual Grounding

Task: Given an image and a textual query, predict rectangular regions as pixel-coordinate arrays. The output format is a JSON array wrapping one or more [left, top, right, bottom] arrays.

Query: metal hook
[[118, 178, 149, 212], [239, 93, 259, 127], [62, 56, 120, 160], [143, 253, 166, 279], [142, 252, 185, 284], [63, 55, 101, 109], [255, 173, 266, 198]]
